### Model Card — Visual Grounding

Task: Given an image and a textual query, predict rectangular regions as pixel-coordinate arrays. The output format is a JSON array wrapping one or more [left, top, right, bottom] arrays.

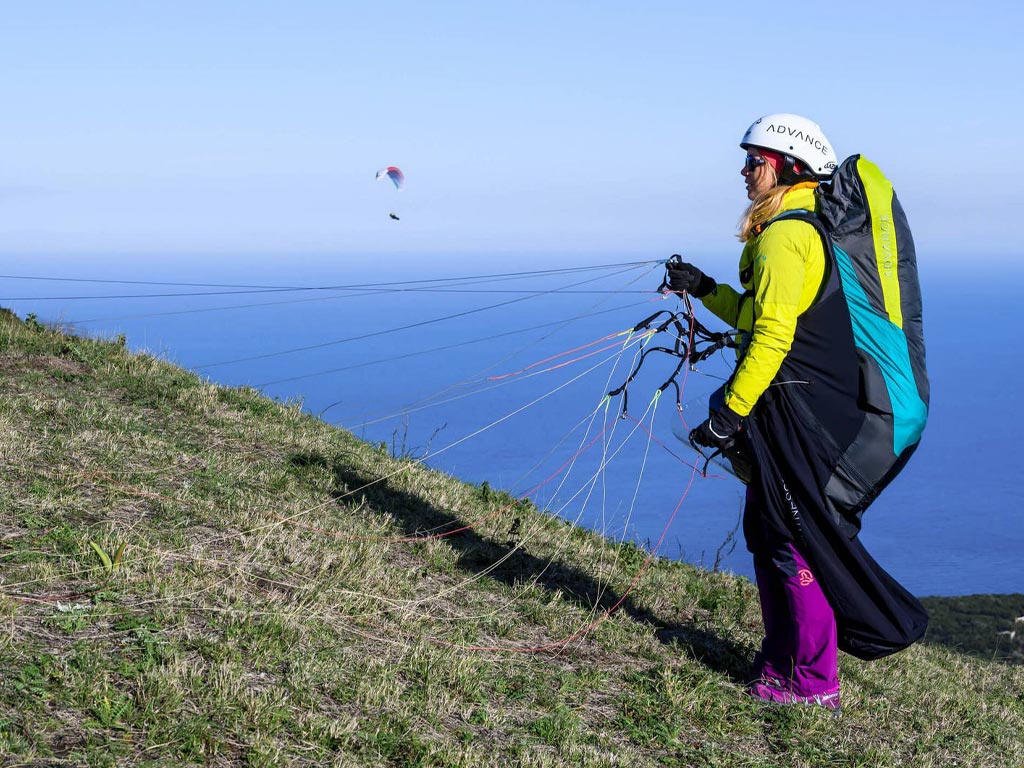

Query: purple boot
[[748, 678, 841, 712]]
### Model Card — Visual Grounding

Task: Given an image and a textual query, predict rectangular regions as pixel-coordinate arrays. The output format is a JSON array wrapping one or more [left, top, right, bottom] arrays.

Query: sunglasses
[[743, 155, 766, 173]]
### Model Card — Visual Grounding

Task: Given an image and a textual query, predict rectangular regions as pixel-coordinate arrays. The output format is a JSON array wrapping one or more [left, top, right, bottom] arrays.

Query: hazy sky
[[0, 2, 1017, 260]]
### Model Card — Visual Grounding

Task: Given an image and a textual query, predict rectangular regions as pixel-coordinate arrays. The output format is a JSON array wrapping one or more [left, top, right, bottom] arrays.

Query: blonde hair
[[737, 184, 792, 243], [737, 164, 819, 242]]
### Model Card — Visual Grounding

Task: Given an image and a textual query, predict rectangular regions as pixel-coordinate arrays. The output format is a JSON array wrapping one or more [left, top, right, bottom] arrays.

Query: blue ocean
[[4, 253, 1020, 597]]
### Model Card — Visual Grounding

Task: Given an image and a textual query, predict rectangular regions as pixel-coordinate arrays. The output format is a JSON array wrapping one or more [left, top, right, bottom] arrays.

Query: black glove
[[666, 257, 716, 298], [689, 404, 744, 451]]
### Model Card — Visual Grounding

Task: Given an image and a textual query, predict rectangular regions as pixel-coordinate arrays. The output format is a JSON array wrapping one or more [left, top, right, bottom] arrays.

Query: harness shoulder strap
[[756, 209, 835, 305], [766, 209, 829, 246]]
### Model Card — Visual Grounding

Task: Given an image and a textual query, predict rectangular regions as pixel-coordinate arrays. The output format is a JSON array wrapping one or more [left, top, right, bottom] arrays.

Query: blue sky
[[0, 1, 1017, 261]]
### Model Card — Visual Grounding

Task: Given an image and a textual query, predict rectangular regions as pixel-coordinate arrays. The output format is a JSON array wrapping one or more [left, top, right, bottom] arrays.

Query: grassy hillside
[[1, 309, 1022, 767]]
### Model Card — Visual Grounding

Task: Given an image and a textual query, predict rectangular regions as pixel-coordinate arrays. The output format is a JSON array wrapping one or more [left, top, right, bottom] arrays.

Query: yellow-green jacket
[[700, 183, 826, 416]]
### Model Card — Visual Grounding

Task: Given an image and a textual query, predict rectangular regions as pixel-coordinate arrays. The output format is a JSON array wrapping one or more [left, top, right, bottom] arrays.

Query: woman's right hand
[[666, 258, 716, 297]]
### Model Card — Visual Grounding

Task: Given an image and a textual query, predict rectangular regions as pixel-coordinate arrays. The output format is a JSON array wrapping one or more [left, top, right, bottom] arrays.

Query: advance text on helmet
[[763, 121, 831, 156]]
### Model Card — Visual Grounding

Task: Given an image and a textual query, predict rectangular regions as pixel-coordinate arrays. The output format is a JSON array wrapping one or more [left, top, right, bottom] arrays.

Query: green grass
[[1, 308, 1022, 767]]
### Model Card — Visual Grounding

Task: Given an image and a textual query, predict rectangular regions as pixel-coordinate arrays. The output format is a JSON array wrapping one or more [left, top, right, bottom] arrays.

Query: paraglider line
[[192, 264, 647, 370]]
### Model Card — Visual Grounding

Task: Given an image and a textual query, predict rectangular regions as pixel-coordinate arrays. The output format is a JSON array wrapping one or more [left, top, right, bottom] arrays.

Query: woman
[[668, 114, 859, 711]]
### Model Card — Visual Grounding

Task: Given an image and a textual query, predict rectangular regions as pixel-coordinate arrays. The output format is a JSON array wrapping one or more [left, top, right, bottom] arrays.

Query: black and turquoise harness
[[740, 157, 930, 660]]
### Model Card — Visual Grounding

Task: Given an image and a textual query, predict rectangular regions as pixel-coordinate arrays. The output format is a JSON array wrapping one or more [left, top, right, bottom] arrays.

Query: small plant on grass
[[89, 540, 127, 576], [88, 693, 134, 731]]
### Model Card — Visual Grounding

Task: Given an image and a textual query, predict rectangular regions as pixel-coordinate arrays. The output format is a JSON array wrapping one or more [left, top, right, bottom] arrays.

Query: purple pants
[[751, 542, 839, 697]]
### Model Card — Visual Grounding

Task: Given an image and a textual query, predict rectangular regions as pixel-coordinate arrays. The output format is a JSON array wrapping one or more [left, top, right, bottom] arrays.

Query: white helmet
[[741, 113, 838, 179]]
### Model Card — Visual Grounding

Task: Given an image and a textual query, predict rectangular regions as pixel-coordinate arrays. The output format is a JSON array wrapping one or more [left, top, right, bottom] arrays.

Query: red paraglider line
[[345, 463, 702, 655], [485, 329, 641, 382]]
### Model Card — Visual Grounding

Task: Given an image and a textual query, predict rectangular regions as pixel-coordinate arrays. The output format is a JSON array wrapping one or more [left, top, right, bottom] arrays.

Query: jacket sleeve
[[698, 283, 744, 327], [723, 221, 810, 416]]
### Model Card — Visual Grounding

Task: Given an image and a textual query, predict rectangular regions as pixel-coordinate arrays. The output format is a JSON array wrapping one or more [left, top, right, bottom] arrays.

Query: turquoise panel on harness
[[832, 244, 928, 455]]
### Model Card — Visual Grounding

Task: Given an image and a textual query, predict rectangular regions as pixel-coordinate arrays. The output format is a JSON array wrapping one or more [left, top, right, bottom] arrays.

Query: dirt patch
[[0, 353, 92, 377]]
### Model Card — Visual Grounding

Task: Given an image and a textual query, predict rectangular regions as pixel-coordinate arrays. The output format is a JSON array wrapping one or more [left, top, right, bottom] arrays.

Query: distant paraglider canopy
[[375, 166, 405, 191], [376, 166, 405, 221]]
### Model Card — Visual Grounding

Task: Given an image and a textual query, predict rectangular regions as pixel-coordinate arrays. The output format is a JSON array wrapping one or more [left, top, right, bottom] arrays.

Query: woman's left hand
[[690, 405, 743, 450]]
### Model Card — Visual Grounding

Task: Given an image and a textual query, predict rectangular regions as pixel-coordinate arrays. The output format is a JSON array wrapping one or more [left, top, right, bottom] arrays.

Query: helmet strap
[[778, 154, 815, 186]]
